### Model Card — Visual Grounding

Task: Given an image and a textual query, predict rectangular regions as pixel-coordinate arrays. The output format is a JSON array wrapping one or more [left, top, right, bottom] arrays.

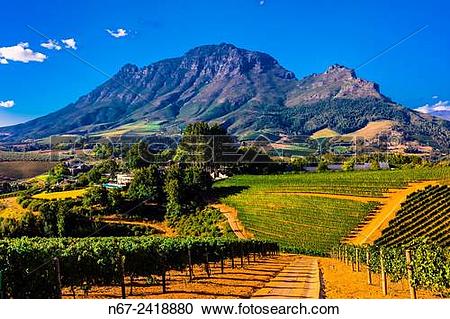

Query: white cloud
[[0, 42, 46, 64], [0, 100, 15, 108], [40, 39, 62, 50], [416, 100, 450, 113], [61, 38, 77, 50], [432, 95, 438, 99], [106, 28, 128, 38]]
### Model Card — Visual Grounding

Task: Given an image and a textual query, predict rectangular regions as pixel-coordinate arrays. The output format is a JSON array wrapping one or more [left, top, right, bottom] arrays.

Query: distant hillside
[[0, 43, 449, 150]]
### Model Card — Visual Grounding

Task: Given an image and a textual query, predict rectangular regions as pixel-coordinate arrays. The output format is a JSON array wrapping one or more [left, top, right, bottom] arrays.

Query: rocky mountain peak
[[1, 43, 448, 150], [324, 64, 357, 79]]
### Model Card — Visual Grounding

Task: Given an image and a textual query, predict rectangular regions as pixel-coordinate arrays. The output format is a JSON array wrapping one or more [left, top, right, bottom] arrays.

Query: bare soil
[[319, 257, 441, 299], [62, 255, 296, 299]]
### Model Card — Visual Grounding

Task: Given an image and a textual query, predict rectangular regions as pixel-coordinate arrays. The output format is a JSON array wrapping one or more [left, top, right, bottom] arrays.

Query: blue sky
[[1, 0, 449, 126]]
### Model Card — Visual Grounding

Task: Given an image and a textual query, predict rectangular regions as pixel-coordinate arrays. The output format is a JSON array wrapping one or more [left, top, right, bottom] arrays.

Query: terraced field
[[215, 167, 450, 253], [375, 184, 450, 247]]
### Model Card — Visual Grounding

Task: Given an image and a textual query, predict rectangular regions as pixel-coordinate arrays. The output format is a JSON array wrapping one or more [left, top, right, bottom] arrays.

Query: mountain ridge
[[0, 43, 449, 150]]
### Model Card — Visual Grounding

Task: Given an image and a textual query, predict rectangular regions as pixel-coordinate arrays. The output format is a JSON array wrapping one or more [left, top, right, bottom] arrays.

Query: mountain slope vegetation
[[1, 43, 449, 150]]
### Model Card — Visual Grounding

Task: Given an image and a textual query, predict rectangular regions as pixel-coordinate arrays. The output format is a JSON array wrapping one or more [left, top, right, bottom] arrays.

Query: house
[[116, 173, 133, 185], [64, 159, 91, 175]]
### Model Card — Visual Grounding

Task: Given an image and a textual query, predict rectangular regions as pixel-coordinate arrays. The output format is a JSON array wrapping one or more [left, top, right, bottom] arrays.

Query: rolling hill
[[0, 43, 449, 150]]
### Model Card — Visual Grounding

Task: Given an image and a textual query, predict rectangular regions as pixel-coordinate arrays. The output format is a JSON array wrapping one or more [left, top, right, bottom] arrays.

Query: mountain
[[1, 43, 449, 150], [415, 101, 450, 121]]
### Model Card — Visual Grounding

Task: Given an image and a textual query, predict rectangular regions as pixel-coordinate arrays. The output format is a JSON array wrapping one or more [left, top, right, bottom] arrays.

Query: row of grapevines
[[336, 239, 450, 294], [0, 236, 278, 298]]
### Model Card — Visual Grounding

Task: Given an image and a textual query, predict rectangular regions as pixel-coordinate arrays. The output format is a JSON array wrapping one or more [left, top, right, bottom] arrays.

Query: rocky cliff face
[[0, 43, 449, 149]]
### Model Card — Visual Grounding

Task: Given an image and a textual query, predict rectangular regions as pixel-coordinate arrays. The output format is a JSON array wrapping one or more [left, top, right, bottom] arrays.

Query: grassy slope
[[214, 167, 450, 253]]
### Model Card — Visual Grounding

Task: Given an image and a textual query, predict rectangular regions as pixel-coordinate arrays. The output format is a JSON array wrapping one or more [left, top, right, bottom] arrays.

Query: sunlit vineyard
[[0, 236, 278, 298], [215, 167, 450, 253], [375, 185, 450, 247], [338, 241, 450, 295]]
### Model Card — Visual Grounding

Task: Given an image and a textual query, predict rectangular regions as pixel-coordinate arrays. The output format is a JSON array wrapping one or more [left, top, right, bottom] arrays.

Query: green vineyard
[[375, 185, 450, 247], [0, 236, 278, 298], [337, 242, 450, 295], [215, 167, 450, 253]]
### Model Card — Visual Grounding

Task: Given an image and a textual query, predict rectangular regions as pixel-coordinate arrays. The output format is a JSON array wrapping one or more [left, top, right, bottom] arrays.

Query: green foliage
[[87, 160, 119, 184], [175, 207, 226, 237], [370, 159, 380, 170], [125, 141, 153, 170], [290, 157, 308, 171], [128, 165, 163, 203], [340, 240, 450, 295], [82, 186, 109, 209], [163, 164, 213, 224], [46, 163, 69, 184], [215, 167, 450, 253], [176, 122, 235, 165], [93, 144, 113, 159], [0, 236, 279, 298], [107, 188, 125, 213], [375, 185, 450, 247], [317, 160, 328, 172], [342, 157, 356, 171], [0, 212, 43, 238]]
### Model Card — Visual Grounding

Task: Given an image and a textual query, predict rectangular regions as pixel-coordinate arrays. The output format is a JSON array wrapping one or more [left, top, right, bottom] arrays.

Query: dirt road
[[252, 255, 320, 299], [211, 203, 253, 239], [347, 181, 439, 245]]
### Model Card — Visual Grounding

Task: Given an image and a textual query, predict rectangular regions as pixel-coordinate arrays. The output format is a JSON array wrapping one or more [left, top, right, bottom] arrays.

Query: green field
[[215, 167, 450, 253]]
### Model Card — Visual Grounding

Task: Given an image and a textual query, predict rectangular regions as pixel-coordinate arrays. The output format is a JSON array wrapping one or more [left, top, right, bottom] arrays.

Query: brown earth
[[96, 215, 176, 237], [252, 255, 320, 299], [319, 257, 441, 299], [0, 161, 56, 180], [62, 255, 296, 299], [347, 181, 439, 245], [211, 203, 253, 239]]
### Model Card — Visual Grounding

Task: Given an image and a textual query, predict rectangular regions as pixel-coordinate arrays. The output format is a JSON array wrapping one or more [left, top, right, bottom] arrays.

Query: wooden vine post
[[231, 247, 235, 269], [204, 248, 211, 277], [220, 253, 225, 274], [161, 270, 167, 294], [240, 246, 244, 268], [0, 270, 4, 299], [405, 250, 417, 299], [53, 257, 62, 299], [366, 250, 372, 285], [351, 253, 355, 272], [119, 255, 126, 299], [187, 247, 193, 282], [380, 248, 388, 296], [356, 248, 360, 272]]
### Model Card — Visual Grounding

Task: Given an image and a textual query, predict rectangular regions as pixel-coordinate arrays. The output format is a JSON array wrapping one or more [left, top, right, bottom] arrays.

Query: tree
[[108, 188, 125, 213], [317, 160, 328, 172], [128, 165, 163, 203], [93, 144, 113, 159], [291, 157, 307, 171], [125, 141, 153, 170], [87, 159, 119, 184], [370, 159, 380, 170], [342, 157, 356, 171], [176, 122, 236, 167], [83, 186, 109, 208], [47, 163, 69, 184]]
